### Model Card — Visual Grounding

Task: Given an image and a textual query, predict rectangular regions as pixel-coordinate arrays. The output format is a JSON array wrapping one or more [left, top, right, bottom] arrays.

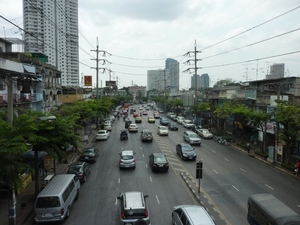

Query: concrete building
[[191, 74, 201, 89], [266, 63, 285, 79], [0, 38, 62, 113], [23, 0, 79, 87], [147, 69, 165, 91], [165, 58, 179, 90], [200, 73, 210, 88]]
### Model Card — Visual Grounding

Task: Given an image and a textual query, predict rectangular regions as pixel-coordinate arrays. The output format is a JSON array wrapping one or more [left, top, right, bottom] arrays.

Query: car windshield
[[190, 134, 198, 138], [202, 130, 209, 134], [160, 127, 167, 130], [98, 131, 105, 134], [124, 209, 147, 219], [182, 145, 194, 151]]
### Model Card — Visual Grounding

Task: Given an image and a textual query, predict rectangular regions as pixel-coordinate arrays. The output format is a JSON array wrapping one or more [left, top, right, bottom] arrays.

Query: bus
[[247, 193, 300, 225]]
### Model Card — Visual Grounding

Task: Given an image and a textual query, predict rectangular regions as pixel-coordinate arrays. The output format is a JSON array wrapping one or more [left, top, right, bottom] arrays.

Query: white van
[[34, 174, 80, 223]]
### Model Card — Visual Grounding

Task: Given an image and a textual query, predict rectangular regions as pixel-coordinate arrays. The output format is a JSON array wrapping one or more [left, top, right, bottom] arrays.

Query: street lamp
[[34, 115, 56, 197]]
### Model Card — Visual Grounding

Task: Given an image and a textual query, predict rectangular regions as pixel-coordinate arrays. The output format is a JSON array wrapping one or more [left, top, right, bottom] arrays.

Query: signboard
[[106, 80, 116, 86], [84, 76, 92, 86], [44, 156, 54, 174]]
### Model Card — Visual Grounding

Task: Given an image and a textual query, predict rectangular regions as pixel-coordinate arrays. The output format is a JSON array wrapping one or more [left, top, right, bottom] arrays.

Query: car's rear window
[[36, 197, 61, 208], [122, 155, 133, 160], [154, 156, 167, 163], [125, 209, 147, 219]]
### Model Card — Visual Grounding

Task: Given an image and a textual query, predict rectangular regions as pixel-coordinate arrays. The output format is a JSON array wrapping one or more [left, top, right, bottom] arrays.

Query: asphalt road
[[28, 108, 300, 225]]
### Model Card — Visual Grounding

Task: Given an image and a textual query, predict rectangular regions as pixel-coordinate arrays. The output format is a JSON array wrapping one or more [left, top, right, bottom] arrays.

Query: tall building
[[191, 74, 201, 89], [23, 0, 79, 86], [165, 58, 179, 90], [200, 73, 210, 88], [147, 69, 165, 91], [266, 63, 285, 79]]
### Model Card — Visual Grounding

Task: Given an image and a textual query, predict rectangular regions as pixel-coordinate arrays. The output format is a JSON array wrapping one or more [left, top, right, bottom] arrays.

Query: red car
[[133, 112, 139, 117], [142, 111, 148, 115]]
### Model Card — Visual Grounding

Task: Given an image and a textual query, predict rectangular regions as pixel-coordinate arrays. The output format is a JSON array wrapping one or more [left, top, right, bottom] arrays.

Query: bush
[[281, 163, 294, 172], [254, 151, 268, 159]]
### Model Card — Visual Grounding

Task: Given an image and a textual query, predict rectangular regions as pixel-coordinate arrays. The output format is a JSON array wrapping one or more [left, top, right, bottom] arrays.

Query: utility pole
[[7, 76, 16, 225], [164, 69, 167, 112], [91, 38, 111, 99], [183, 40, 202, 106], [264, 81, 293, 163]]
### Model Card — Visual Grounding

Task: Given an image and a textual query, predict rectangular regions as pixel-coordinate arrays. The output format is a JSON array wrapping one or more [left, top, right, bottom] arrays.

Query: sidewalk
[[0, 131, 96, 225]]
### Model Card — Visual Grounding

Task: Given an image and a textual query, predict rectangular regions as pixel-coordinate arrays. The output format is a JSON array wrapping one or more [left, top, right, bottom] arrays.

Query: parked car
[[148, 116, 155, 123], [198, 128, 213, 139], [67, 162, 90, 183], [183, 130, 201, 146], [183, 120, 195, 129], [103, 121, 112, 131], [117, 191, 150, 224], [80, 148, 99, 163], [128, 123, 138, 132], [172, 205, 215, 225], [177, 116, 185, 124], [157, 126, 169, 136], [135, 116, 142, 123], [149, 153, 169, 172], [96, 130, 110, 141], [168, 122, 178, 131], [141, 129, 153, 142], [119, 150, 136, 169], [176, 143, 197, 160]]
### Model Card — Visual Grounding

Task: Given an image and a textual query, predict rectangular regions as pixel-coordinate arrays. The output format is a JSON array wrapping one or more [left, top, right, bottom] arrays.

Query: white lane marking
[[213, 169, 218, 174], [115, 198, 118, 205], [155, 195, 160, 204], [265, 184, 274, 190], [118, 178, 120, 184], [211, 150, 216, 153], [150, 176, 153, 182], [298, 205, 300, 208], [232, 185, 240, 192], [240, 168, 246, 173], [145, 164, 148, 168], [224, 158, 229, 162], [142, 154, 145, 158]]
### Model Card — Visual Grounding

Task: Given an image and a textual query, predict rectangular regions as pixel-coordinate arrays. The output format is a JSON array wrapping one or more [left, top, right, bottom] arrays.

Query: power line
[[200, 5, 300, 51]]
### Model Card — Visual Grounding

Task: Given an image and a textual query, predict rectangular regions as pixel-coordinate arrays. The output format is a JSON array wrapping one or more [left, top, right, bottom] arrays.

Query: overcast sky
[[1, 0, 300, 89]]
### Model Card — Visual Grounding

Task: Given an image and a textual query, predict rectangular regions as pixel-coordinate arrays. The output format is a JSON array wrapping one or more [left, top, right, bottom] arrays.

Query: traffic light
[[196, 161, 203, 179]]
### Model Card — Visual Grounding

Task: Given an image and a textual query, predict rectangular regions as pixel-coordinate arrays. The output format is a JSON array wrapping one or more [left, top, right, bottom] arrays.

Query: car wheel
[[180, 154, 183, 160], [75, 190, 79, 200], [65, 207, 70, 219]]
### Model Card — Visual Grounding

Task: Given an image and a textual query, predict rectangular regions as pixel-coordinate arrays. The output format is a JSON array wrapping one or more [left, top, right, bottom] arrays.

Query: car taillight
[[78, 173, 83, 177], [133, 159, 136, 162], [121, 210, 125, 219], [61, 208, 64, 215], [144, 209, 148, 217]]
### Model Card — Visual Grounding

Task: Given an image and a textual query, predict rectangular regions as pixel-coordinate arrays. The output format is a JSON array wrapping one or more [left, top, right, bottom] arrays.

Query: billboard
[[106, 80, 116, 86], [84, 76, 92, 86]]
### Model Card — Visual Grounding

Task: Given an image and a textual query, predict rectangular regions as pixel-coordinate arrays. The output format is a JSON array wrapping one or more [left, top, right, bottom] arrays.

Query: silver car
[[117, 191, 150, 225], [119, 150, 136, 169]]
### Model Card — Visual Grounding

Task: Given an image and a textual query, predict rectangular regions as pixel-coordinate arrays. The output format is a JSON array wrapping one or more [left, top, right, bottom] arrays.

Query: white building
[[165, 58, 179, 90], [147, 69, 166, 91], [23, 0, 79, 87]]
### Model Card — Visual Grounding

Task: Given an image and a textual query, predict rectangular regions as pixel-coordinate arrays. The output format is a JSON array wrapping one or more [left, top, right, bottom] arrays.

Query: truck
[[123, 103, 130, 112]]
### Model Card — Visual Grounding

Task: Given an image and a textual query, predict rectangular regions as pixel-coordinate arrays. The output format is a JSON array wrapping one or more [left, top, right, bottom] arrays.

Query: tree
[[191, 102, 213, 127], [168, 99, 183, 115], [273, 101, 300, 164], [213, 78, 236, 87]]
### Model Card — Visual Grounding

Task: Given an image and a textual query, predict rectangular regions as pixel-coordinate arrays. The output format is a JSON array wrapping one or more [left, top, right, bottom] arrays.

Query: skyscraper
[[147, 69, 165, 91], [23, 0, 79, 86], [200, 73, 210, 88], [191, 74, 201, 89], [165, 58, 179, 90]]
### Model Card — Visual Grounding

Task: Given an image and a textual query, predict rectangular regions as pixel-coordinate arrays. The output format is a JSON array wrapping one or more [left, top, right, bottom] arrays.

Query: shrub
[[254, 151, 268, 159]]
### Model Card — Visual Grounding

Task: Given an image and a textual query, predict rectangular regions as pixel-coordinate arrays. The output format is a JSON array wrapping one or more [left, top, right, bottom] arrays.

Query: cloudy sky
[[1, 0, 300, 89]]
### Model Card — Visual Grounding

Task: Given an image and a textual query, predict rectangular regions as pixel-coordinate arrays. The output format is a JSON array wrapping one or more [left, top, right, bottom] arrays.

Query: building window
[[0, 78, 5, 90]]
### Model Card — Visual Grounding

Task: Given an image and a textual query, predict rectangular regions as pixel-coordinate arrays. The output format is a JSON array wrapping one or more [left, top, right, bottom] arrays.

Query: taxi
[[148, 116, 155, 123]]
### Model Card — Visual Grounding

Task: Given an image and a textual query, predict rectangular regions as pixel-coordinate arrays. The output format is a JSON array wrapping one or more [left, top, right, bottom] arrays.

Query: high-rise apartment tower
[[23, 0, 79, 86]]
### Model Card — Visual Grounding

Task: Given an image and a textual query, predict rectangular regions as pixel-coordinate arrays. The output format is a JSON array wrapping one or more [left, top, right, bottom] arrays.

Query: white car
[[198, 129, 213, 139], [157, 126, 169, 136], [177, 116, 185, 124], [128, 124, 138, 132], [96, 130, 110, 140], [103, 121, 112, 131], [182, 120, 195, 129]]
